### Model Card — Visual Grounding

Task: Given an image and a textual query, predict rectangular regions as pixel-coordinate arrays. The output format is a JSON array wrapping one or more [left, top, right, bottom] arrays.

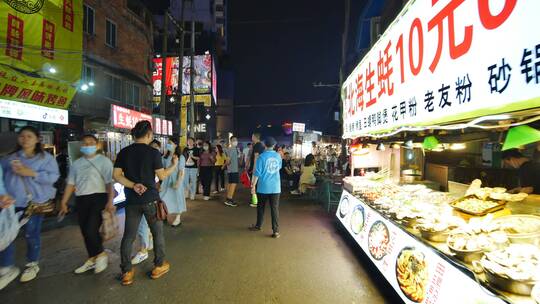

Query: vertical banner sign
[[0, 0, 82, 109], [342, 0, 540, 138]]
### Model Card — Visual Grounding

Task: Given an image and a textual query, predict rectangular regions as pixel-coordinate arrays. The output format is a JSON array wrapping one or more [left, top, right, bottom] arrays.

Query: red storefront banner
[[111, 105, 152, 130]]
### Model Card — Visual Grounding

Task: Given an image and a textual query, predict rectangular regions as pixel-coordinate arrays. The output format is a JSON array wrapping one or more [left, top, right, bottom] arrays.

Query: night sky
[[229, 0, 344, 137]]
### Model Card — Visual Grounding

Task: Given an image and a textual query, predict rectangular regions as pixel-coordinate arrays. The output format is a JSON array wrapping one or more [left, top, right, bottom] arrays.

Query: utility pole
[[189, 15, 196, 138], [160, 10, 169, 116], [177, 0, 186, 143]]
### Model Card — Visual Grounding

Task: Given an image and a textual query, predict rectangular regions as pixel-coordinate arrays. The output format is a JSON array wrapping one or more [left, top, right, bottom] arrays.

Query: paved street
[[1, 191, 399, 304]]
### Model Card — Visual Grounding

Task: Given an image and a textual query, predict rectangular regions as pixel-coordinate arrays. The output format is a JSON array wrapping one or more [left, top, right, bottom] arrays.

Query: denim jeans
[[120, 202, 165, 273], [137, 216, 151, 249], [184, 168, 198, 197], [0, 214, 44, 267]]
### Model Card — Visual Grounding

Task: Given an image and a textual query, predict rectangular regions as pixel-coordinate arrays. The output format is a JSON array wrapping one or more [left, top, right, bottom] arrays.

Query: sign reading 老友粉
[[342, 0, 540, 138]]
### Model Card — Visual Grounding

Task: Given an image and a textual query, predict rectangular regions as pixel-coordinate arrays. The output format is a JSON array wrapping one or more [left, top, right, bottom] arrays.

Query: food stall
[[337, 1, 540, 303]]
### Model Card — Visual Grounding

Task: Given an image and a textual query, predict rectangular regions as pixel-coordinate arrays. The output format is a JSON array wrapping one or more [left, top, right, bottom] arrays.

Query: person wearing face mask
[[59, 134, 115, 275], [182, 138, 200, 200], [224, 136, 241, 207], [160, 141, 186, 227], [198, 141, 215, 200]]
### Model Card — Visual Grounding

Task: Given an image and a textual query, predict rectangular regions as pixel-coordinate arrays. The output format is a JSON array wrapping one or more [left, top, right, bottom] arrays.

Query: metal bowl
[[493, 215, 540, 246], [448, 245, 484, 263], [483, 264, 536, 296], [399, 217, 418, 228], [419, 229, 449, 243]]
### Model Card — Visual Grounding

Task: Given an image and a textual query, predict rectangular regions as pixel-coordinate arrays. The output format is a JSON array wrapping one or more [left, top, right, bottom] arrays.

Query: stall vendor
[[502, 149, 540, 195]]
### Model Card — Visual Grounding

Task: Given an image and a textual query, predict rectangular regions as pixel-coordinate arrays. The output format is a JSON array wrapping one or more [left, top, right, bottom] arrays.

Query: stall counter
[[337, 189, 536, 304]]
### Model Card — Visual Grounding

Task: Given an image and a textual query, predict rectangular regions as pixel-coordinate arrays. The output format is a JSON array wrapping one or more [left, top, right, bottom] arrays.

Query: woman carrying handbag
[[58, 134, 115, 275], [0, 126, 60, 286]]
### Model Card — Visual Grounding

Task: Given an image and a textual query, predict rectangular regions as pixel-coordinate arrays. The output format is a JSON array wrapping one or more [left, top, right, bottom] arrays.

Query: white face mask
[[203, 146, 209, 151]]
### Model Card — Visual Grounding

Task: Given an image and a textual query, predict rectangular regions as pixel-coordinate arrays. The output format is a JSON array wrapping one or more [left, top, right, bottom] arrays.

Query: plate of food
[[339, 196, 351, 218], [450, 196, 505, 216], [368, 221, 390, 260], [350, 205, 365, 234], [396, 247, 429, 303]]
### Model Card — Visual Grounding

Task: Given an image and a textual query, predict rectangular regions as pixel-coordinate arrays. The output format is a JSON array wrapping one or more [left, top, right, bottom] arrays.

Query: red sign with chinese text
[[111, 105, 153, 130]]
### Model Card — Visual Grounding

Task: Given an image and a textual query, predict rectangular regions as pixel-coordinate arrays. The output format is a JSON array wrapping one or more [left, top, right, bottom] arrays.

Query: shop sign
[[111, 105, 152, 130], [337, 190, 505, 304], [168, 121, 173, 136], [187, 123, 206, 133], [0, 98, 68, 125], [155, 117, 162, 134], [292, 122, 305, 132], [0, 0, 83, 109], [180, 94, 212, 107], [342, 1, 540, 138]]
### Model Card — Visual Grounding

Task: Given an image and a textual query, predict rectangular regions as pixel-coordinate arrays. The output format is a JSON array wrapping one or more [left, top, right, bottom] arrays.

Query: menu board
[[336, 190, 506, 304]]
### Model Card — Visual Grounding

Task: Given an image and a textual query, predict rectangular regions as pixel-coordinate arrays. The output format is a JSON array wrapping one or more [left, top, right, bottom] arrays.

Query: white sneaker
[[203, 196, 210, 201], [212, 191, 218, 194], [74, 259, 95, 274], [172, 215, 181, 226], [94, 254, 108, 274], [20, 262, 39, 283], [291, 190, 301, 195], [190, 194, 195, 200], [220, 188, 226, 192], [131, 251, 149, 265], [0, 267, 20, 290]]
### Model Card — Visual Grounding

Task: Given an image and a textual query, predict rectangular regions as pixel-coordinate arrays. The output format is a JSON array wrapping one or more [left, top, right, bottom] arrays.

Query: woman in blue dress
[[160, 143, 186, 227]]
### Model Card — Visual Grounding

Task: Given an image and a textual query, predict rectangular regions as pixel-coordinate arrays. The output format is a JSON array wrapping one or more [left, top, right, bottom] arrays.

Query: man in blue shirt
[[250, 137, 282, 238]]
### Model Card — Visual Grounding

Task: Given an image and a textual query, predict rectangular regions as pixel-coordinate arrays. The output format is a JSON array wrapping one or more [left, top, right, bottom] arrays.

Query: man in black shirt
[[182, 137, 200, 200], [502, 149, 540, 195], [113, 120, 178, 286]]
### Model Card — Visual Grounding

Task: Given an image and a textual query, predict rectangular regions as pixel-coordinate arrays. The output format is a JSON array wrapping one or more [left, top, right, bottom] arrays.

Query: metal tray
[[450, 195, 506, 216]]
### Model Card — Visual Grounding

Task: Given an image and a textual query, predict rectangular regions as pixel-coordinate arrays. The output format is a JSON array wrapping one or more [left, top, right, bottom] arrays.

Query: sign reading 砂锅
[[342, 0, 540, 139]]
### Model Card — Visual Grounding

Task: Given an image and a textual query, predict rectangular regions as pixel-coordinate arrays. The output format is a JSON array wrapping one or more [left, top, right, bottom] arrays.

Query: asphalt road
[[1, 190, 400, 304]]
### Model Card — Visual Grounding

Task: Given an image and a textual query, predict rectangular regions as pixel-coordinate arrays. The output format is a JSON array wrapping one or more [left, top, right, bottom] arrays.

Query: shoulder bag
[[22, 177, 56, 216]]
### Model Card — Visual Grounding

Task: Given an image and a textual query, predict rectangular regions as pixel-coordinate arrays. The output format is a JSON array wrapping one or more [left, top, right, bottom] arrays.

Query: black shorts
[[227, 172, 239, 184]]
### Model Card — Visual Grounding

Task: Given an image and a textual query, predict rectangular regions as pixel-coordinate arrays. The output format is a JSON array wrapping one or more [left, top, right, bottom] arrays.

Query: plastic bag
[[240, 171, 251, 188], [99, 210, 119, 242], [0, 205, 24, 252]]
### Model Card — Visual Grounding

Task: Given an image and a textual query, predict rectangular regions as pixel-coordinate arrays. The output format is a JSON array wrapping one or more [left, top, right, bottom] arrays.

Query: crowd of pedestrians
[[0, 121, 286, 290]]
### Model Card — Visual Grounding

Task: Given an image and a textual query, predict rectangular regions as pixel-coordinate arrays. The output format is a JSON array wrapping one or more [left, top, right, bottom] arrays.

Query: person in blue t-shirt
[[249, 137, 282, 238]]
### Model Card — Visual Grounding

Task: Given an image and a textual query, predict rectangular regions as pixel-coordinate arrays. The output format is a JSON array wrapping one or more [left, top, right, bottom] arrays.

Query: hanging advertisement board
[[152, 55, 213, 97], [342, 1, 540, 138], [0, 0, 82, 109]]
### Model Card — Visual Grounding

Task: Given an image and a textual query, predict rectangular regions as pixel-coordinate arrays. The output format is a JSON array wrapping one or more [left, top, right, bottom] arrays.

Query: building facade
[[71, 0, 155, 131]]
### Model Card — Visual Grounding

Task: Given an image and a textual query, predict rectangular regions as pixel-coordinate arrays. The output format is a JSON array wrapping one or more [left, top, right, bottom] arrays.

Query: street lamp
[[48, 67, 57, 74], [80, 84, 89, 91], [88, 81, 95, 87], [205, 113, 211, 120]]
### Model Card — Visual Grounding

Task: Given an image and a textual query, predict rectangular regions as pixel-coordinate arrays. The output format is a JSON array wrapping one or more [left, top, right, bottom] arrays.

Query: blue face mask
[[80, 146, 97, 156], [166, 143, 175, 152]]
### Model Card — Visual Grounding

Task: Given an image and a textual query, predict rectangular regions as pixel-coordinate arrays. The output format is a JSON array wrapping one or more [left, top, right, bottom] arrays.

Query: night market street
[[0, 190, 397, 304]]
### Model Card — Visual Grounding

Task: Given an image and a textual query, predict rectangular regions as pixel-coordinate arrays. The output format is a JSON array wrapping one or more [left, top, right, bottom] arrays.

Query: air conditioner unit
[[370, 16, 382, 47]]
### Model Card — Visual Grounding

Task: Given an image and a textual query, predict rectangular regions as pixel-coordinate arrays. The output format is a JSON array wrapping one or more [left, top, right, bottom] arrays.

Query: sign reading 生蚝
[[0, 0, 82, 109], [342, 0, 540, 138], [111, 105, 152, 130]]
